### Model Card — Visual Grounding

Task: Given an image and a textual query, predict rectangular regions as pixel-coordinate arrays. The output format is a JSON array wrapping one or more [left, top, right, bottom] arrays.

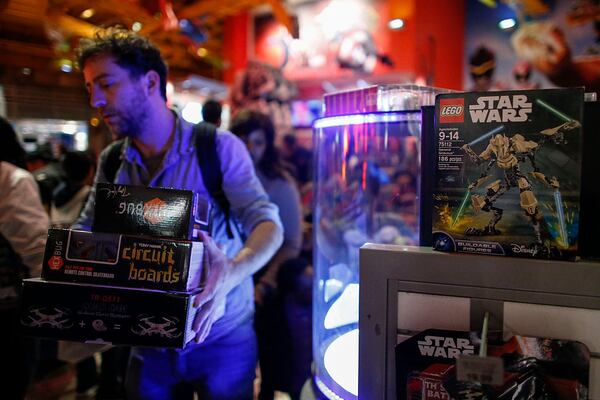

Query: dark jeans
[[0, 307, 39, 400], [125, 320, 257, 400]]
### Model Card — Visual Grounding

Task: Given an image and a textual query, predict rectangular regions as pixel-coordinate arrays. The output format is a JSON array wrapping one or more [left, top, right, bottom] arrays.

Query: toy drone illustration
[[457, 119, 581, 247], [21, 306, 73, 329], [131, 315, 181, 338]]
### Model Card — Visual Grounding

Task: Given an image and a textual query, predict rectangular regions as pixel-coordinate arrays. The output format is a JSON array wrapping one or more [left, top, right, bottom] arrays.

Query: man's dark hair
[[77, 27, 168, 100], [202, 99, 222, 125], [61, 151, 94, 184]]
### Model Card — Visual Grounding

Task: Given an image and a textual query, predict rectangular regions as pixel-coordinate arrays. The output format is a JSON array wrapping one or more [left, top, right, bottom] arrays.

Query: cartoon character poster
[[465, 0, 600, 92]]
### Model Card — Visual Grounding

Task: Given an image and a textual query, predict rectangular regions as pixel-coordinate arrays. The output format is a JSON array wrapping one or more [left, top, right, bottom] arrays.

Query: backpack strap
[[102, 140, 125, 183], [194, 123, 234, 239]]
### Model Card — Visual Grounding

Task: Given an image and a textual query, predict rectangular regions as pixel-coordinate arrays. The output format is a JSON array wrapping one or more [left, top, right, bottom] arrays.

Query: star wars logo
[[417, 335, 475, 358], [469, 95, 532, 123]]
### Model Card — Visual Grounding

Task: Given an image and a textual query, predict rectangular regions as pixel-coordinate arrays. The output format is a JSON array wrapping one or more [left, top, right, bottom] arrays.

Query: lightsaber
[[452, 191, 471, 228], [535, 99, 573, 122], [554, 189, 568, 247], [467, 125, 505, 147]]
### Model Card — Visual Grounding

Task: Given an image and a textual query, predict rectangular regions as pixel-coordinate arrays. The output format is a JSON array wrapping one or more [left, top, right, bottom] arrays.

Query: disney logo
[[511, 244, 538, 257], [99, 185, 130, 199]]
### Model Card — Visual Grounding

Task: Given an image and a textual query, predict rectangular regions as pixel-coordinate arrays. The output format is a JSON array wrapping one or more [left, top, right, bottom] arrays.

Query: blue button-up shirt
[[75, 114, 282, 343]]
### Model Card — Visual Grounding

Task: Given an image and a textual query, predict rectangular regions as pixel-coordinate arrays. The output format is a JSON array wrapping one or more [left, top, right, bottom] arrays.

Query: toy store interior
[[1, 0, 600, 399]]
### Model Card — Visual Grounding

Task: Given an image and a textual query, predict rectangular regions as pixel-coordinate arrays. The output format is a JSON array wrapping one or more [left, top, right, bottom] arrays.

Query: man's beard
[[105, 91, 150, 139]]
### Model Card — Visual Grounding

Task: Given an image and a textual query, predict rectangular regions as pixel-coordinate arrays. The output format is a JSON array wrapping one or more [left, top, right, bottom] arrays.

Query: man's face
[[83, 54, 150, 138]]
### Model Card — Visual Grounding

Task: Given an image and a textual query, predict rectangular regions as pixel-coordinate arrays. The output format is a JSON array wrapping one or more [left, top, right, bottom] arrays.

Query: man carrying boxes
[[22, 27, 283, 400]]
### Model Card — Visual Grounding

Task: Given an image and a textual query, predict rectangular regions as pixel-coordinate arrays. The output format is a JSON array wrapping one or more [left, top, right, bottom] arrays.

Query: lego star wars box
[[20, 278, 199, 349], [397, 329, 590, 400], [432, 88, 584, 260], [93, 183, 211, 240], [42, 229, 204, 292]]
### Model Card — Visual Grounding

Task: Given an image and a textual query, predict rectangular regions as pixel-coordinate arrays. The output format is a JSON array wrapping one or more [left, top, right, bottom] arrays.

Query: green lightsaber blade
[[452, 191, 471, 228], [535, 99, 572, 122]]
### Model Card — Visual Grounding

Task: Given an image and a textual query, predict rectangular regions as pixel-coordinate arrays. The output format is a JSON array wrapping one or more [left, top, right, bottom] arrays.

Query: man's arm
[[192, 221, 283, 343]]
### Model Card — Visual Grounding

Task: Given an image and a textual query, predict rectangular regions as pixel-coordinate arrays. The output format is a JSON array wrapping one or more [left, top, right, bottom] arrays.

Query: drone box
[[432, 88, 584, 260], [20, 278, 198, 349], [41, 229, 204, 292], [93, 183, 211, 240]]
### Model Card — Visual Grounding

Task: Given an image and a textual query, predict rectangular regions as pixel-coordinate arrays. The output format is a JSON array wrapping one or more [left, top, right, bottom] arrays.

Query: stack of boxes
[[21, 183, 210, 349]]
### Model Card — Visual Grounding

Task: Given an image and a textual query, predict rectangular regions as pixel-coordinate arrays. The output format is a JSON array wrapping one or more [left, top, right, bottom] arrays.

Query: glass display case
[[311, 85, 445, 399]]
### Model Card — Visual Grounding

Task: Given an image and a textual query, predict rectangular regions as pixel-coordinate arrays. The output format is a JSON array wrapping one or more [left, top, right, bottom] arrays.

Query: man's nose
[[89, 89, 107, 109]]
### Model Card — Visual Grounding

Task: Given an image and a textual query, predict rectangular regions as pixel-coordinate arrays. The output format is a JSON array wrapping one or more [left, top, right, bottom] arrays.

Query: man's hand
[[192, 232, 231, 344]]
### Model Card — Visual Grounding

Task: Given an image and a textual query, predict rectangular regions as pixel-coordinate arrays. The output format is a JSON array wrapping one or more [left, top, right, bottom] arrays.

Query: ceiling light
[[21, 67, 32, 75], [60, 60, 73, 73], [388, 18, 405, 30], [80, 8, 95, 19], [498, 18, 516, 30], [132, 22, 143, 32]]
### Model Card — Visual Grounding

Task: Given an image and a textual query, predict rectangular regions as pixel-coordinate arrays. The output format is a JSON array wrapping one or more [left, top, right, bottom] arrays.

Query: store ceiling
[[0, 0, 293, 84]]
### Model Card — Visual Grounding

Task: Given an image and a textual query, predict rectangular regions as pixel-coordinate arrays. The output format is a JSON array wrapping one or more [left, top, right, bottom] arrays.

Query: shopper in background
[[50, 151, 95, 228], [26, 144, 63, 215], [0, 116, 49, 399], [74, 28, 283, 400], [202, 98, 222, 127], [281, 133, 312, 187], [230, 110, 303, 400]]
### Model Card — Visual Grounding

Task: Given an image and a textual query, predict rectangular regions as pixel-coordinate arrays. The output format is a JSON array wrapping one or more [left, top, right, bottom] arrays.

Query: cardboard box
[[42, 229, 203, 292], [432, 88, 584, 260], [93, 183, 211, 240], [396, 329, 589, 400], [20, 278, 198, 349]]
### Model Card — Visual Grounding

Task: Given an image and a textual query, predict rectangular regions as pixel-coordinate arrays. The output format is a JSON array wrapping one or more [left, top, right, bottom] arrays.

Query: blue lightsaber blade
[[468, 125, 505, 147], [554, 189, 568, 247]]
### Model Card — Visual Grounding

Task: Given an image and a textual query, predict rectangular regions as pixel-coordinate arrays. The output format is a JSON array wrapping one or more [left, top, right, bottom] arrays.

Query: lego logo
[[439, 98, 465, 123], [441, 106, 463, 116], [48, 256, 64, 270]]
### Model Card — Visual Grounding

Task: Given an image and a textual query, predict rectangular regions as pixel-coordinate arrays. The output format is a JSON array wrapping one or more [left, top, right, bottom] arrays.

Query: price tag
[[456, 355, 503, 385]]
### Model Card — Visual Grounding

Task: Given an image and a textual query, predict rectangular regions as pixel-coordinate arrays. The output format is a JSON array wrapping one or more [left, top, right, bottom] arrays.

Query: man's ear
[[143, 70, 161, 97]]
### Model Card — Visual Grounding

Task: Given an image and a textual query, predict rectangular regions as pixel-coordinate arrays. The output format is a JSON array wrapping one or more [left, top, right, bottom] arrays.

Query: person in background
[[0, 116, 49, 399], [281, 133, 312, 187], [230, 110, 303, 400], [202, 99, 222, 127], [74, 28, 283, 400], [50, 151, 95, 229], [26, 144, 63, 215]]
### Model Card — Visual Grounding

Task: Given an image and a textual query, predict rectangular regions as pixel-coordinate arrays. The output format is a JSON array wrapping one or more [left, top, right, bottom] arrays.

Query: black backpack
[[102, 122, 234, 238]]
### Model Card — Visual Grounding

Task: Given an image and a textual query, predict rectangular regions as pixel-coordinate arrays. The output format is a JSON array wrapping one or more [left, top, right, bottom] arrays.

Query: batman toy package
[[396, 329, 590, 400], [432, 88, 584, 260], [93, 183, 211, 240], [20, 278, 201, 348], [41, 229, 204, 291]]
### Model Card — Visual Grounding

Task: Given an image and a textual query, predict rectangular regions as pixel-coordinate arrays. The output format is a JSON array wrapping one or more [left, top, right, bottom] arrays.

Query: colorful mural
[[465, 0, 600, 92]]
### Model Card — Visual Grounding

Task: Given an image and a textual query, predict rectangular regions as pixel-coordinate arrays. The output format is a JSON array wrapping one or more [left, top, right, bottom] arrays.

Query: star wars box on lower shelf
[[42, 229, 204, 292], [20, 278, 198, 349], [397, 329, 590, 400], [432, 88, 584, 260], [93, 183, 211, 240]]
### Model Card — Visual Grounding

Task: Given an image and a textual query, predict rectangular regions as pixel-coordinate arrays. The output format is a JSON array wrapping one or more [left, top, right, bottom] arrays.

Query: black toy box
[[42, 229, 204, 292], [20, 278, 198, 349], [432, 88, 584, 260], [397, 329, 589, 400], [93, 183, 211, 240]]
